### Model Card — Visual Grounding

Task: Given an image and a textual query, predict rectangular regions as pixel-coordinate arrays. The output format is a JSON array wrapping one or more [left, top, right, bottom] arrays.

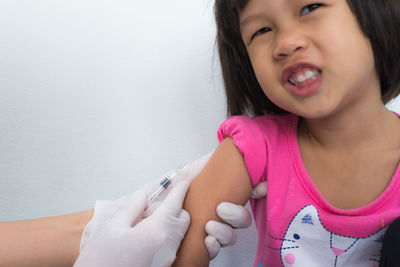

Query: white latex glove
[[74, 181, 190, 267], [204, 181, 267, 259]]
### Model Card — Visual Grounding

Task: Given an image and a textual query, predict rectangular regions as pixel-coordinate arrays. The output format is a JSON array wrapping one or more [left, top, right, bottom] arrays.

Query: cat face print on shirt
[[275, 205, 386, 267]]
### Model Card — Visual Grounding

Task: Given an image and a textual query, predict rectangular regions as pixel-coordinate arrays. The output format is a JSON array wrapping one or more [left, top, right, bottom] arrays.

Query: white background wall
[[2, 0, 400, 266], [0, 0, 257, 266]]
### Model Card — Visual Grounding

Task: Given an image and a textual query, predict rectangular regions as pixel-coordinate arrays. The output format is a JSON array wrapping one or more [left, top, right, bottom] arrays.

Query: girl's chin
[[290, 107, 338, 120]]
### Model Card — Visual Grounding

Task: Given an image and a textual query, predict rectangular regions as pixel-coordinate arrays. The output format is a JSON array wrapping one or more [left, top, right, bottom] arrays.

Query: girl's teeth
[[289, 78, 297, 86], [305, 70, 315, 79], [289, 70, 319, 86], [297, 74, 306, 82]]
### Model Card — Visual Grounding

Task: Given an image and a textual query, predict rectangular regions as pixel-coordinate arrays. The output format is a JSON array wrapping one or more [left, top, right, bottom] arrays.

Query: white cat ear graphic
[[277, 205, 386, 267]]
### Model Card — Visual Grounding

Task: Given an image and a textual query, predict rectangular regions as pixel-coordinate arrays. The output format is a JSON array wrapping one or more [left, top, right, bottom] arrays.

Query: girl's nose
[[272, 30, 308, 59]]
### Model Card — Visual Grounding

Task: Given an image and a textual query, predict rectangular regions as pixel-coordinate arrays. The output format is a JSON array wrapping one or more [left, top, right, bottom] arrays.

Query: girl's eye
[[251, 27, 271, 41], [300, 3, 323, 16]]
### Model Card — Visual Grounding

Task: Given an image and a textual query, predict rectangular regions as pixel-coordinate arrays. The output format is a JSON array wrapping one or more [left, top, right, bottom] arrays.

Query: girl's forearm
[[0, 209, 94, 267]]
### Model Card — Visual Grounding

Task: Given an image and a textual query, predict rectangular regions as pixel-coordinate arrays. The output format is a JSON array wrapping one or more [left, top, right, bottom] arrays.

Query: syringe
[[147, 163, 187, 202]]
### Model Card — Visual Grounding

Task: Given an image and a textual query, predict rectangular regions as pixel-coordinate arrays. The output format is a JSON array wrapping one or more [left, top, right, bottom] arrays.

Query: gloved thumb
[[250, 181, 267, 199], [216, 202, 252, 228], [154, 181, 189, 217], [111, 189, 148, 227]]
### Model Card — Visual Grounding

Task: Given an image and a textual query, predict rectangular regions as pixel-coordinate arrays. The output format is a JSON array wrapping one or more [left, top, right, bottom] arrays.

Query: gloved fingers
[[205, 220, 237, 247], [149, 209, 190, 267], [216, 202, 252, 228], [154, 181, 189, 217], [142, 200, 161, 218], [147, 209, 191, 267], [250, 181, 267, 199], [111, 189, 148, 227], [175, 150, 214, 184], [176, 209, 191, 235], [204, 235, 221, 260]]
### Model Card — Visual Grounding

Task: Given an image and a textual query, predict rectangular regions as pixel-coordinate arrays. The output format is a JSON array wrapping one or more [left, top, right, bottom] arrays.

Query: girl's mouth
[[282, 63, 323, 97]]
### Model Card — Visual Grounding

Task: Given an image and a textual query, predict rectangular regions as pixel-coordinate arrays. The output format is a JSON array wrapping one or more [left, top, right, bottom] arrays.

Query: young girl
[[173, 0, 400, 266]]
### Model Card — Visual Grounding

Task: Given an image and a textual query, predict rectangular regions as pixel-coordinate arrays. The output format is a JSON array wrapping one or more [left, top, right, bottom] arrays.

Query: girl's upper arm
[[172, 137, 253, 267]]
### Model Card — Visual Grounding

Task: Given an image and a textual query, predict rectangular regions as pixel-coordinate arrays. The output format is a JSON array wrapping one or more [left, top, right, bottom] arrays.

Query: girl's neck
[[299, 102, 400, 154]]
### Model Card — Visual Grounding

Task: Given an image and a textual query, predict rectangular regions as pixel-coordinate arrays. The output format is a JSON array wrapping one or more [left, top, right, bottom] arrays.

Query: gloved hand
[[80, 151, 268, 260], [79, 152, 213, 253], [204, 181, 267, 259], [74, 181, 191, 267]]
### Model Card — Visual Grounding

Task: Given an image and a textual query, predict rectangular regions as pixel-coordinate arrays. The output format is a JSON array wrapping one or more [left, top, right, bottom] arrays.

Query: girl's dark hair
[[215, 0, 400, 117]]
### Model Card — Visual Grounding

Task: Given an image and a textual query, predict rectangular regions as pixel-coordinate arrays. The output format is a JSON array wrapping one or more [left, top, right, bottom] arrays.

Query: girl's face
[[240, 0, 380, 119]]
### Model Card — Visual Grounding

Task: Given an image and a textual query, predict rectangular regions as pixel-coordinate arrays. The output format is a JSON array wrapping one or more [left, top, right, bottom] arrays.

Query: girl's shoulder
[[218, 114, 297, 139], [217, 114, 297, 185]]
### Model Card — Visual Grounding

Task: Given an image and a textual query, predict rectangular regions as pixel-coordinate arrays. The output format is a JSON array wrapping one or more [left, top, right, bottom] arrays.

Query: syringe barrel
[[147, 163, 186, 202]]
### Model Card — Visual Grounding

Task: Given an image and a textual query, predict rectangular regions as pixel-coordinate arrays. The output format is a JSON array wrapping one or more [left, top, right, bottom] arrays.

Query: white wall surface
[[2, 0, 400, 266], [0, 0, 257, 266]]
